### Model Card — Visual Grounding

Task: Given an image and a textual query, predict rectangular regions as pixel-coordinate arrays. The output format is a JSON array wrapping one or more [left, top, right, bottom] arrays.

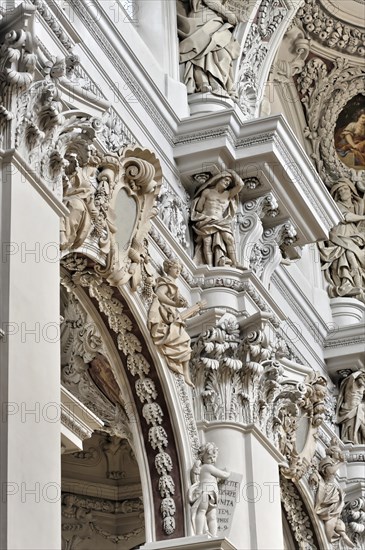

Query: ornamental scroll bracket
[[60, 140, 162, 293], [0, 3, 37, 149]]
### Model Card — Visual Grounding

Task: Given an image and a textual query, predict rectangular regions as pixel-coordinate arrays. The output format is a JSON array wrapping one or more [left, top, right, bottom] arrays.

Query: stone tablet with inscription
[[217, 472, 243, 536]]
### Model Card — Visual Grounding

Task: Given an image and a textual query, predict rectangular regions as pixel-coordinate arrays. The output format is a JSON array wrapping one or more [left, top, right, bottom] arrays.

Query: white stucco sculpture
[[310, 439, 354, 548], [191, 170, 244, 267], [336, 369, 365, 445], [177, 0, 240, 97], [148, 259, 204, 387], [188, 442, 230, 537], [318, 178, 365, 303], [60, 153, 101, 251]]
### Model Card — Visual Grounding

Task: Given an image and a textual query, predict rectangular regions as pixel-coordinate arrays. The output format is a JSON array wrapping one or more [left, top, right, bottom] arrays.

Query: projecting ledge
[[61, 385, 104, 454], [140, 535, 237, 550], [174, 113, 342, 244]]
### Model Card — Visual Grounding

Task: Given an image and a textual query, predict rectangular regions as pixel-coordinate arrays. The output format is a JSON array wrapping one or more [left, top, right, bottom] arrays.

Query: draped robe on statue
[[177, 0, 240, 96], [318, 181, 365, 301], [148, 276, 191, 374]]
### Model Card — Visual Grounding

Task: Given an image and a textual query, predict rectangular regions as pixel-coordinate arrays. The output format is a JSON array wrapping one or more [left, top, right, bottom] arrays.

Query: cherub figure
[[188, 442, 230, 537]]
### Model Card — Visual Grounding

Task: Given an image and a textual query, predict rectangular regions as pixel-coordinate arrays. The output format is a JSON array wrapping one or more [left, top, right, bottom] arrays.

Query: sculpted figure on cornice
[[148, 259, 204, 387], [336, 369, 365, 445], [191, 170, 244, 267], [309, 439, 354, 548], [318, 178, 365, 303], [188, 442, 230, 537], [177, 0, 241, 98]]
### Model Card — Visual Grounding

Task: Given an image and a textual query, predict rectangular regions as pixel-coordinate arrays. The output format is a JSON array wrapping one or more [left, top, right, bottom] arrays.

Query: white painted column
[[0, 152, 65, 550], [202, 423, 284, 550]]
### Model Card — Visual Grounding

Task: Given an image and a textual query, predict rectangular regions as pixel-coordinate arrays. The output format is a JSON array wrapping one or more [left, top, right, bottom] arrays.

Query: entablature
[[174, 113, 342, 245]]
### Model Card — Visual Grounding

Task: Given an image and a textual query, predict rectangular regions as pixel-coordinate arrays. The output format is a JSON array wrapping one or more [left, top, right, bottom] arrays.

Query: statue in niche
[[177, 0, 241, 98], [191, 170, 244, 267], [188, 442, 230, 537], [318, 178, 365, 303], [336, 370, 365, 445], [335, 95, 365, 170], [310, 439, 354, 548], [148, 259, 204, 387]]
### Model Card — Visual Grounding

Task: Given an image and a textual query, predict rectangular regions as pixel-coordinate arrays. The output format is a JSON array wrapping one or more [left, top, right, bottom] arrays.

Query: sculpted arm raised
[[203, 0, 238, 25]]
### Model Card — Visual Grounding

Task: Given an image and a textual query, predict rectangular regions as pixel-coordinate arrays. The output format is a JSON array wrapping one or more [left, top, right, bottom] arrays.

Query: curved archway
[[60, 268, 196, 543]]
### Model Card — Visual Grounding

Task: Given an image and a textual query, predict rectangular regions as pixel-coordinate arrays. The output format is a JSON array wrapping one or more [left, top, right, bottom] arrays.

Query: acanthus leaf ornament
[[0, 4, 37, 146], [296, 56, 365, 186]]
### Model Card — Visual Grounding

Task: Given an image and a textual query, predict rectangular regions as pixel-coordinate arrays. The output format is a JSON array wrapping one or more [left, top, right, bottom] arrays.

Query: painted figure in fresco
[[336, 109, 365, 169], [318, 178, 365, 303], [188, 442, 230, 536], [336, 370, 365, 445], [148, 259, 203, 387], [177, 0, 240, 97], [312, 440, 354, 547], [191, 170, 244, 267]]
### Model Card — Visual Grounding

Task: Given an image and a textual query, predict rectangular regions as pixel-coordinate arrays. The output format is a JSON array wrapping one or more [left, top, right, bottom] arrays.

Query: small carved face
[[217, 176, 232, 190], [204, 448, 218, 464], [167, 264, 181, 278], [337, 185, 352, 201]]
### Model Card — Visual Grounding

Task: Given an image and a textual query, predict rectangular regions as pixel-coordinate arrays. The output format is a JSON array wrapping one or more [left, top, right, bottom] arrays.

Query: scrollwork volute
[[177, 0, 242, 98], [60, 143, 162, 293], [342, 498, 365, 548]]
